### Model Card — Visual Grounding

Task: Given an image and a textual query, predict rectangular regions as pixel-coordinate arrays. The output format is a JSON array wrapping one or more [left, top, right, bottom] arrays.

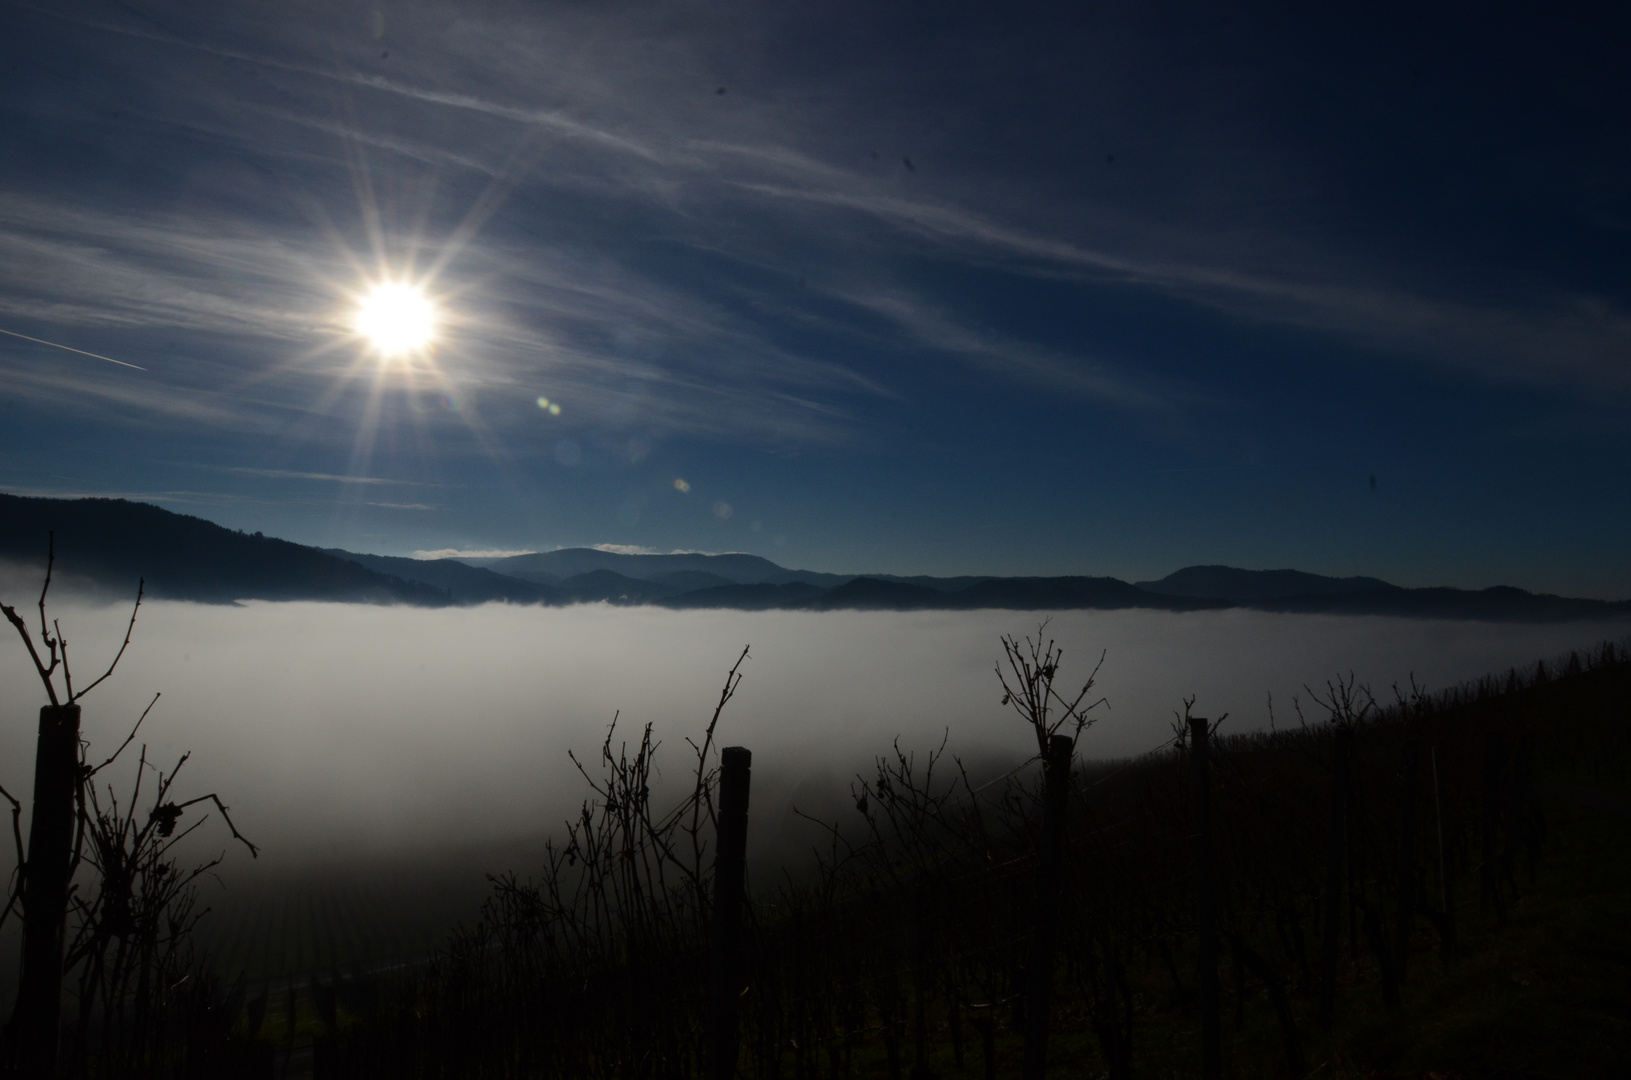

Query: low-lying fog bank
[[1, 601, 1622, 860], [0, 600, 1621, 976]]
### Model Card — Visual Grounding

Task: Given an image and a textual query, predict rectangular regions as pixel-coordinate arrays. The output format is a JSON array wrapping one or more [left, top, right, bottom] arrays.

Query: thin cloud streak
[[0, 327, 146, 370], [0, 365, 282, 431], [739, 181, 1631, 393], [838, 292, 1170, 409], [217, 467, 431, 486], [44, 7, 668, 164]]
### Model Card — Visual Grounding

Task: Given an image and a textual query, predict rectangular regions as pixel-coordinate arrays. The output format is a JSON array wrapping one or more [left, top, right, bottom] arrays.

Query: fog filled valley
[[0, 598, 1621, 988]]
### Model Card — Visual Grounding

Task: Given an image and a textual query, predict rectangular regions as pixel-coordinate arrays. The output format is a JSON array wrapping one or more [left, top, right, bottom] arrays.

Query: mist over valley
[[1, 595, 1618, 984]]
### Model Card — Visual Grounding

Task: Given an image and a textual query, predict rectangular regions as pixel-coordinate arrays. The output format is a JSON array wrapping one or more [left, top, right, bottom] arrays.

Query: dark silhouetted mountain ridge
[[481, 548, 849, 588], [1135, 565, 1391, 601], [324, 549, 556, 605], [0, 494, 445, 605], [2, 494, 1625, 621]]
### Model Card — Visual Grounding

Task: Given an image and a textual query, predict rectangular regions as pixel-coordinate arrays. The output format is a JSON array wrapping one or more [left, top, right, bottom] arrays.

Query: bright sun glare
[[354, 282, 437, 356]]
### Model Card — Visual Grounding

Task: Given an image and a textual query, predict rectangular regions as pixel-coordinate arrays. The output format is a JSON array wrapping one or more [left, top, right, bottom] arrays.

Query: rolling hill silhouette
[[0, 494, 445, 605], [477, 548, 849, 588], [3, 494, 1626, 621], [1134, 565, 1391, 600], [324, 549, 557, 605]]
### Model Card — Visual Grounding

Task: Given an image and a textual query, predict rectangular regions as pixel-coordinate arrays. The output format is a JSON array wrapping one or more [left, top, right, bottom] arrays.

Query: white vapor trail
[[0, 326, 146, 371]]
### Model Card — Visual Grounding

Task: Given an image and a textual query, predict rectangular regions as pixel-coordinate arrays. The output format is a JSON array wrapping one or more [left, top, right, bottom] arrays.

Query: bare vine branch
[[69, 578, 144, 703], [0, 781, 23, 933], [1, 599, 60, 707], [35, 533, 61, 688], [2, 534, 144, 708], [87, 692, 162, 778], [996, 624, 1108, 755], [168, 795, 259, 859]]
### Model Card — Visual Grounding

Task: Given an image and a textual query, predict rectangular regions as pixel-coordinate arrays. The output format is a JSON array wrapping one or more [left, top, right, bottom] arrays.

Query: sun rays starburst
[[353, 281, 438, 358]]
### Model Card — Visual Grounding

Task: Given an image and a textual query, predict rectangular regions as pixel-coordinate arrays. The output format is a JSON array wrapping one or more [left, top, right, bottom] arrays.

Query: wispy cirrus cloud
[[0, 195, 334, 339], [0, 185, 880, 446], [833, 290, 1172, 409], [25, 0, 1628, 409], [734, 179, 1631, 394], [0, 363, 283, 431], [215, 467, 434, 486]]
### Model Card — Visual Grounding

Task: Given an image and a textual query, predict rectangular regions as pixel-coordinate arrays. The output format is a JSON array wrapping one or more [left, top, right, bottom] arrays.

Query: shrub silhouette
[[1, 536, 256, 1079]]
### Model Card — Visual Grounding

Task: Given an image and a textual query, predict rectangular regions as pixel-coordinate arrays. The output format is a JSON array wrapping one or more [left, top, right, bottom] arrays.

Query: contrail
[[0, 327, 147, 371]]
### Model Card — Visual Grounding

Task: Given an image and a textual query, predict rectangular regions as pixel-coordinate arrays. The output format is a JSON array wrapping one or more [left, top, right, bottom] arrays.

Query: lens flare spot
[[713, 501, 733, 519], [354, 282, 436, 356], [673, 478, 690, 493]]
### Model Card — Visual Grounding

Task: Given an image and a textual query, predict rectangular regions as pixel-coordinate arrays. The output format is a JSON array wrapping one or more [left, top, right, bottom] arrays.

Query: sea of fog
[[0, 600, 1623, 977]]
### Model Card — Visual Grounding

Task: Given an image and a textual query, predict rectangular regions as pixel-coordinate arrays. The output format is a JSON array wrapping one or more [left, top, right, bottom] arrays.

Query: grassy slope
[[858, 813, 1628, 1080], [891, 686, 1631, 1079], [71, 648, 1621, 1076], [244, 655, 1629, 1078]]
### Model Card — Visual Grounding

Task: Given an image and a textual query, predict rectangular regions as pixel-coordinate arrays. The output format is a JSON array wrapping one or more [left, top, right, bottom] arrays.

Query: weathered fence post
[[6, 703, 82, 1079], [1318, 727, 1353, 1028], [707, 746, 752, 1080], [1430, 745, 1455, 959], [911, 883, 933, 1080], [1479, 732, 1506, 924], [1021, 734, 1072, 1080], [1511, 732, 1541, 883], [1394, 741, 1420, 990], [1188, 716, 1222, 1080], [969, 1007, 996, 1080]]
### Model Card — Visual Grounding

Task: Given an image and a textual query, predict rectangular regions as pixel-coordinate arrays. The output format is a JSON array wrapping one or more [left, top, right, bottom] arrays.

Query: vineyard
[[6, 637, 1629, 1078]]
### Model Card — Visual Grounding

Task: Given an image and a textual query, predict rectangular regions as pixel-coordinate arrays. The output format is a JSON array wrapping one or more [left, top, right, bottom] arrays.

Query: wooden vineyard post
[[1480, 732, 1507, 925], [1188, 716, 1222, 1080], [1318, 727, 1353, 1028], [912, 883, 933, 1080], [1394, 741, 1420, 990], [1430, 746, 1455, 959], [7, 703, 82, 1079], [706, 746, 752, 1080], [968, 1006, 997, 1080], [1022, 734, 1072, 1080]]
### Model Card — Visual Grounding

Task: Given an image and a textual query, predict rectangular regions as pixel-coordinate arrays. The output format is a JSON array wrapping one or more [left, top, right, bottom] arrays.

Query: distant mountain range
[[2, 493, 1627, 622], [0, 494, 444, 605]]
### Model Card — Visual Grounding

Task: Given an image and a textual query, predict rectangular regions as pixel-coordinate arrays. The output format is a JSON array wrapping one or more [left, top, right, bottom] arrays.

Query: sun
[[353, 282, 437, 357]]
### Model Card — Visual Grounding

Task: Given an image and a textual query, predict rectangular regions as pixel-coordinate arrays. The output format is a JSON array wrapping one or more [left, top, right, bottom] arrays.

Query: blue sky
[[1, 2, 1627, 595]]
